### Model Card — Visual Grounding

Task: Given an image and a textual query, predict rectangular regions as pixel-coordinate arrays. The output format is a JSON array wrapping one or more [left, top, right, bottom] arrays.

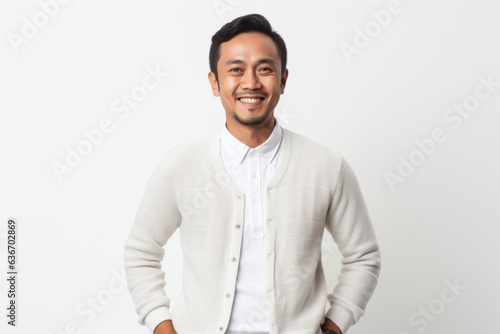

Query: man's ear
[[280, 68, 289, 94], [208, 72, 220, 97]]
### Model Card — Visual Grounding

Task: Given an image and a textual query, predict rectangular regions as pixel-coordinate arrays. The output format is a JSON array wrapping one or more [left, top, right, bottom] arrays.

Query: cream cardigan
[[124, 127, 381, 334]]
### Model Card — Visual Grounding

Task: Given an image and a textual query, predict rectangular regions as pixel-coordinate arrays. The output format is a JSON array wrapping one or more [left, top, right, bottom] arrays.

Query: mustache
[[235, 91, 268, 98]]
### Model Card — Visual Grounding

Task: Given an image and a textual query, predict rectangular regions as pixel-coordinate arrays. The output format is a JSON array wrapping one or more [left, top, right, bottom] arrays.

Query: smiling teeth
[[240, 98, 262, 103]]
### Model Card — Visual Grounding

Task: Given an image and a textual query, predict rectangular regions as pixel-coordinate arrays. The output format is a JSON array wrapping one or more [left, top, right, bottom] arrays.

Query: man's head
[[208, 14, 288, 127], [209, 14, 287, 82]]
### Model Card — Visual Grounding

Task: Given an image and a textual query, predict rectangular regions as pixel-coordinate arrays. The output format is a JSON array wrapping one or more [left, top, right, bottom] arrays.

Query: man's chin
[[232, 111, 271, 126]]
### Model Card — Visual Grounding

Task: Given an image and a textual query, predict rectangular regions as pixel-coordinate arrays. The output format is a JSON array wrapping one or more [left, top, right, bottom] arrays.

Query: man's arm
[[324, 157, 381, 333], [124, 154, 182, 332]]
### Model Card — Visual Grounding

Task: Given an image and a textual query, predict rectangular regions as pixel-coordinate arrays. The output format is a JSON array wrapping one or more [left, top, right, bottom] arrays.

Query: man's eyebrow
[[224, 58, 277, 66], [225, 59, 245, 66]]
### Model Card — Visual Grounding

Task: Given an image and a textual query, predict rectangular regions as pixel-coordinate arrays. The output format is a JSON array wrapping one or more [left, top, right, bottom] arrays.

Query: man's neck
[[225, 117, 276, 148]]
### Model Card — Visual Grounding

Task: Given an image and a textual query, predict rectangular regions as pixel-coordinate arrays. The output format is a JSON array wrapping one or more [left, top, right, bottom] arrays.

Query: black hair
[[209, 14, 287, 80]]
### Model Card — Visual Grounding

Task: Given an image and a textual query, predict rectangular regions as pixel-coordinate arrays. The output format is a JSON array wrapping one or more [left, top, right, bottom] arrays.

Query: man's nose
[[241, 70, 262, 90]]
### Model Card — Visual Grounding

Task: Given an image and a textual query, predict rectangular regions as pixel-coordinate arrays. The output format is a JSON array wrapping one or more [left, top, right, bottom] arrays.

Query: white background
[[1, 0, 499, 333]]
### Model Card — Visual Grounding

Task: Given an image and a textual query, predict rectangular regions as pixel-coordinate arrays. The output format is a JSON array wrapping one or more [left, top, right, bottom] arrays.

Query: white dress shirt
[[220, 120, 283, 333]]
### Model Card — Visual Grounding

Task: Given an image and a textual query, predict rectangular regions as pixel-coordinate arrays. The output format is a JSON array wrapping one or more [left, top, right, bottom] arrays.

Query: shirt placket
[[248, 149, 263, 240]]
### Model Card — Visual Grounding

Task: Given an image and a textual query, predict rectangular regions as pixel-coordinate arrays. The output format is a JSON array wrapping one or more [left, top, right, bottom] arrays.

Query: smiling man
[[124, 14, 381, 334]]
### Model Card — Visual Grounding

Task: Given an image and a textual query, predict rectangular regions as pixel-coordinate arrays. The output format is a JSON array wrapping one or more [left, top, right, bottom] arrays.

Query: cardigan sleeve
[[324, 157, 381, 333], [124, 154, 182, 333]]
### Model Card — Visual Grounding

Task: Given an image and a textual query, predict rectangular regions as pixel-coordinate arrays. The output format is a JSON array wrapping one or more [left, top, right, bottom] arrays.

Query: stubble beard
[[231, 107, 273, 126]]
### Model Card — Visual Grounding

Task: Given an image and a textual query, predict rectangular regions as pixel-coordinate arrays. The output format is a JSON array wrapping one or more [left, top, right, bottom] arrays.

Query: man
[[124, 14, 381, 334]]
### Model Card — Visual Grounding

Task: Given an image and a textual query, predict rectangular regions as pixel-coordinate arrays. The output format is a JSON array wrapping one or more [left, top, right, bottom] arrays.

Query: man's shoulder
[[283, 128, 343, 163], [156, 132, 216, 172], [168, 132, 215, 156]]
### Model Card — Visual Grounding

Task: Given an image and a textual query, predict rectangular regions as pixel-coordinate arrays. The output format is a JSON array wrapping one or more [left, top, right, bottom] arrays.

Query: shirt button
[[231, 257, 237, 262], [235, 224, 241, 229], [219, 326, 224, 331], [236, 194, 241, 199], [226, 293, 231, 298]]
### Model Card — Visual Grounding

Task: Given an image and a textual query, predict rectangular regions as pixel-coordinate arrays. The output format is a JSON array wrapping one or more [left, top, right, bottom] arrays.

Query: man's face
[[209, 32, 288, 126]]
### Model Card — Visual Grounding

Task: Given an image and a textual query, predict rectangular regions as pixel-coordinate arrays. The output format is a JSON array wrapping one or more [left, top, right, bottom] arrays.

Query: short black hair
[[209, 13, 287, 80]]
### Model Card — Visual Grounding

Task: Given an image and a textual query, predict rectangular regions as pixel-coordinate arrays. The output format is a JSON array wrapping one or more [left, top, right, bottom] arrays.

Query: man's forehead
[[218, 32, 280, 62]]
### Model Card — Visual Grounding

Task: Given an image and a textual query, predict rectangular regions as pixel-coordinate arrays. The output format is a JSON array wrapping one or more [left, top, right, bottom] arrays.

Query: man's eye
[[230, 68, 242, 72], [259, 67, 272, 72]]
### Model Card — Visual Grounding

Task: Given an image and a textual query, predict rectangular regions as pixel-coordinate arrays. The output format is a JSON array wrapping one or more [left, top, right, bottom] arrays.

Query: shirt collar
[[220, 119, 283, 165]]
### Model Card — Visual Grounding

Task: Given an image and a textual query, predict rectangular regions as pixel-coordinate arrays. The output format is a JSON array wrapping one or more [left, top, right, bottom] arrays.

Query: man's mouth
[[238, 97, 265, 104]]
